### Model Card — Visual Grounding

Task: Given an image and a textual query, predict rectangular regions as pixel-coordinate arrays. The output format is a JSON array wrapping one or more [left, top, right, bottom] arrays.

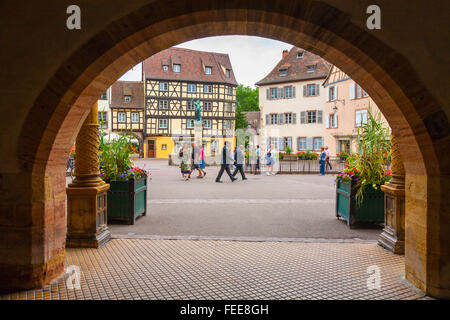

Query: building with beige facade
[[98, 88, 111, 135], [256, 47, 330, 153], [322, 65, 390, 156]]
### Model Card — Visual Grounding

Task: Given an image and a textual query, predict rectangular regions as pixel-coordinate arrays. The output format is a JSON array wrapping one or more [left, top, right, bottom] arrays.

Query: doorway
[[147, 140, 156, 158]]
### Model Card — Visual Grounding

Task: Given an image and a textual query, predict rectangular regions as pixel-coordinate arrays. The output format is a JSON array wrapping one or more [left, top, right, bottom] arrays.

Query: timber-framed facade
[[142, 47, 238, 159]]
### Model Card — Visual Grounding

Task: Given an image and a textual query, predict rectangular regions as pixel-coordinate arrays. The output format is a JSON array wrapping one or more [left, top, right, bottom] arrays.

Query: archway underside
[[3, 2, 447, 298]]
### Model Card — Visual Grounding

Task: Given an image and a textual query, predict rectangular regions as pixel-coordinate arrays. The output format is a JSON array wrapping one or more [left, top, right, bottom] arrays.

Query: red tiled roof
[[110, 81, 144, 109], [142, 47, 238, 86], [255, 47, 330, 86]]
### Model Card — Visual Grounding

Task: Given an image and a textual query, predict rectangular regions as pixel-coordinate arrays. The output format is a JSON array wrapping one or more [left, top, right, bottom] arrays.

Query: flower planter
[[107, 177, 147, 225], [336, 178, 384, 228]]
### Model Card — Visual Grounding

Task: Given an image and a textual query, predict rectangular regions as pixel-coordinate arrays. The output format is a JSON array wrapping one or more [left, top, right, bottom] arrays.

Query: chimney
[[282, 50, 289, 59]]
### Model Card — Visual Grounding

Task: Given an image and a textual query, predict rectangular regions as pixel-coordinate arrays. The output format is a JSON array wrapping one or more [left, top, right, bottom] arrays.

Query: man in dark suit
[[215, 141, 237, 183], [232, 145, 247, 180]]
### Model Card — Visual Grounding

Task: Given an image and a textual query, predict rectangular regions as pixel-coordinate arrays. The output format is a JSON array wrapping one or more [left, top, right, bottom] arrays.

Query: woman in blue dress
[[319, 146, 327, 176]]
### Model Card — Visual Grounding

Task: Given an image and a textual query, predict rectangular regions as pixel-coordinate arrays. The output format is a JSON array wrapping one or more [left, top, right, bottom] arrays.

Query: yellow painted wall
[[144, 136, 175, 159]]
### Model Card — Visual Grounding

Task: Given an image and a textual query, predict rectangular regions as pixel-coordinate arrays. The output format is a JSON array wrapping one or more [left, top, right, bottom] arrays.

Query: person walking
[[216, 141, 237, 183], [255, 145, 261, 175], [325, 146, 332, 171], [189, 142, 203, 179], [232, 145, 247, 180], [265, 144, 275, 175], [319, 146, 327, 176], [179, 143, 191, 181], [199, 145, 207, 177]]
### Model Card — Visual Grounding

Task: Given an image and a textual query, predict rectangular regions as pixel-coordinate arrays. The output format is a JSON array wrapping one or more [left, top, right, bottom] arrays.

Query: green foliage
[[285, 145, 292, 156], [296, 150, 318, 160], [347, 107, 392, 207], [236, 85, 259, 112], [235, 85, 259, 129]]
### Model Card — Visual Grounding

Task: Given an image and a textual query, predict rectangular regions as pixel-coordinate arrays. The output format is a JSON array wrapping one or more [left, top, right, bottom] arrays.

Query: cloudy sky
[[119, 36, 293, 88]]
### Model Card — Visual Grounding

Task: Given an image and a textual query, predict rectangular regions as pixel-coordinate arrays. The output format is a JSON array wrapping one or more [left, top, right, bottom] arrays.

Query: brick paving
[[1, 239, 425, 300]]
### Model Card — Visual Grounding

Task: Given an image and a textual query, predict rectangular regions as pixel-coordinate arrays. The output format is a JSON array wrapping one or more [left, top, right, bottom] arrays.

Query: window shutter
[[318, 110, 323, 124], [355, 111, 361, 127], [306, 137, 314, 151], [300, 111, 306, 124], [349, 82, 355, 100], [335, 87, 338, 100], [278, 113, 283, 125], [303, 85, 307, 97], [325, 114, 330, 128], [279, 138, 284, 151], [265, 114, 269, 125], [326, 87, 329, 102], [293, 113, 297, 124], [266, 138, 270, 148], [334, 114, 338, 128], [292, 86, 296, 98], [316, 84, 320, 96], [266, 89, 270, 100], [287, 137, 292, 149], [278, 87, 284, 99]]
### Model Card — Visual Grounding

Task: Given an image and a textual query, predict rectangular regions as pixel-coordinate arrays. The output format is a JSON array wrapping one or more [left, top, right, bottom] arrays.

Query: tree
[[235, 85, 259, 129]]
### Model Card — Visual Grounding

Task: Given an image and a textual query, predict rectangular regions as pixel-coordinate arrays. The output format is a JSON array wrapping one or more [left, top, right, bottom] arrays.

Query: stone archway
[[1, 0, 448, 298]]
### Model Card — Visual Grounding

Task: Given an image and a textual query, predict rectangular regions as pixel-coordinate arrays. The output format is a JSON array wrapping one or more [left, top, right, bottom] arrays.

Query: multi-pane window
[[307, 111, 317, 123], [204, 85, 213, 93], [270, 114, 278, 125], [307, 84, 317, 97], [351, 83, 368, 99], [313, 137, 324, 151], [173, 64, 180, 73], [297, 137, 307, 151], [283, 137, 292, 150], [226, 103, 233, 112], [269, 137, 279, 150], [270, 88, 277, 99], [285, 86, 293, 98], [223, 120, 231, 129], [124, 95, 131, 102], [98, 111, 107, 123], [188, 84, 197, 93], [203, 119, 212, 129], [159, 119, 168, 129], [355, 110, 369, 127], [327, 113, 338, 128], [163, 65, 169, 72], [297, 51, 304, 59], [280, 69, 287, 76], [226, 69, 231, 78], [158, 100, 169, 109], [328, 86, 336, 101], [285, 113, 293, 124], [118, 112, 126, 123], [131, 112, 139, 123], [187, 101, 194, 110], [187, 119, 195, 129], [204, 101, 212, 111], [205, 66, 212, 75], [228, 87, 233, 95], [159, 82, 169, 91]]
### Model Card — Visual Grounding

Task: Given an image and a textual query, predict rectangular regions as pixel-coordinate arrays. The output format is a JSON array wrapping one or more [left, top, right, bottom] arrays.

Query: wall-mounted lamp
[[333, 105, 338, 112]]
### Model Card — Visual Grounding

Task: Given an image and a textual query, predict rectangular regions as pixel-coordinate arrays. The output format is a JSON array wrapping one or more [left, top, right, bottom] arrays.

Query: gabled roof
[[142, 47, 238, 86], [255, 47, 330, 86], [110, 81, 144, 109]]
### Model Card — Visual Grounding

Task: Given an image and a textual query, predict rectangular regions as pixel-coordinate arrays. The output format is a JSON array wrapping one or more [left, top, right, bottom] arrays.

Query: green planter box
[[336, 178, 384, 228], [107, 177, 147, 225]]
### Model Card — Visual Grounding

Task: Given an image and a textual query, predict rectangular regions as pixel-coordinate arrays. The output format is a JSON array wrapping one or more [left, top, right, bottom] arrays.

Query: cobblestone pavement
[[1, 239, 425, 300]]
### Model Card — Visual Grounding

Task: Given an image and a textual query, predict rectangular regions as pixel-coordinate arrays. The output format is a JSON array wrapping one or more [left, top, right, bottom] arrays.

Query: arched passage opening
[[2, 1, 447, 298]]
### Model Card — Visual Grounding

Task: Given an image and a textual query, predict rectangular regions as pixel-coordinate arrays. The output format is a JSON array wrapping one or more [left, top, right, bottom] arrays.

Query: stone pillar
[[66, 102, 111, 248], [378, 136, 405, 254]]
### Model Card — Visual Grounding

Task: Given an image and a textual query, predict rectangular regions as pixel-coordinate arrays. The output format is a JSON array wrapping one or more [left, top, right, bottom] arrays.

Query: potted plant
[[100, 133, 151, 225], [337, 151, 349, 162], [335, 109, 391, 227]]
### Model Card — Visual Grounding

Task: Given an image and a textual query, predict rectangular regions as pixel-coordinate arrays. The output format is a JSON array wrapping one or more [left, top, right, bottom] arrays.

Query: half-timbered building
[[142, 47, 238, 159], [110, 81, 145, 156]]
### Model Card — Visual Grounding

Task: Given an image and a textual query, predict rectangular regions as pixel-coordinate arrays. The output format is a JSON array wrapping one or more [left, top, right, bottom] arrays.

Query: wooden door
[[147, 140, 156, 158]]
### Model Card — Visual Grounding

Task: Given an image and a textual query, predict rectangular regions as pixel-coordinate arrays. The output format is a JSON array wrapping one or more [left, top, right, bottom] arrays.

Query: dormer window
[[297, 51, 304, 59], [306, 65, 316, 73], [124, 95, 131, 102], [163, 65, 169, 72], [205, 66, 212, 75], [173, 64, 180, 73], [280, 69, 287, 76], [226, 69, 231, 78]]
